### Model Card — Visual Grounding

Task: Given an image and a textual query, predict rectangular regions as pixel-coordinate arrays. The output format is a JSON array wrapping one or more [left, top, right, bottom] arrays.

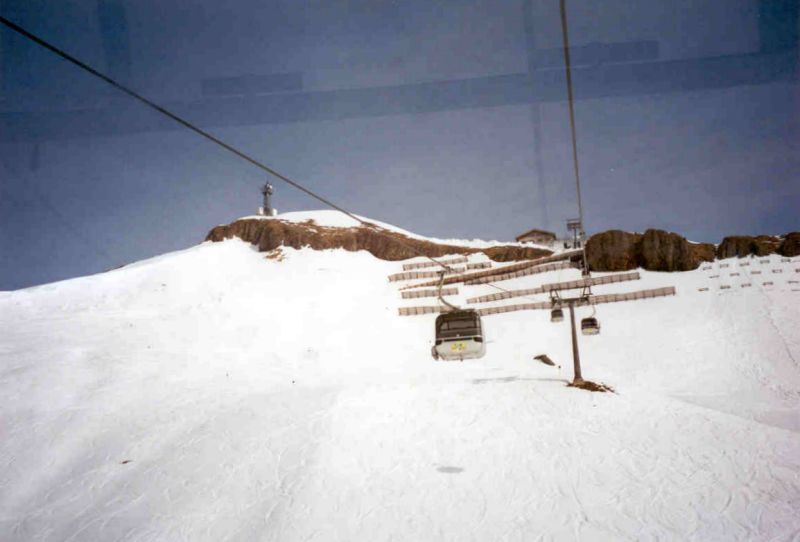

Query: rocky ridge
[[586, 230, 798, 272], [206, 218, 551, 263], [207, 217, 798, 273]]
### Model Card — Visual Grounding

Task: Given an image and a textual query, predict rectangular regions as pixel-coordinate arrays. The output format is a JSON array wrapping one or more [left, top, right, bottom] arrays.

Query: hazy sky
[[1, 0, 798, 289]]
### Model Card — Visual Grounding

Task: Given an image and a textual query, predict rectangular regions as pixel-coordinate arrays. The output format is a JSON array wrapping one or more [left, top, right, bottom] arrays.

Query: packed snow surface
[[1, 220, 799, 541]]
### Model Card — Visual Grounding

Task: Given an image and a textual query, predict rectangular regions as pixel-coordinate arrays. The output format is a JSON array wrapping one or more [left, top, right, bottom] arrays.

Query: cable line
[[558, 0, 589, 275], [1, 15, 564, 301], [0, 15, 455, 271]]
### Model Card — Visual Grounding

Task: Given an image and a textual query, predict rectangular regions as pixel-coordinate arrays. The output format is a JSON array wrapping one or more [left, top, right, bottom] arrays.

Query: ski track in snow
[[1, 236, 799, 541]]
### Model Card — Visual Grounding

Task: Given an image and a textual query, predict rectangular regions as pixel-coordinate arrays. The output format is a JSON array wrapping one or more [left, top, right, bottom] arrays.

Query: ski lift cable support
[[436, 270, 461, 311]]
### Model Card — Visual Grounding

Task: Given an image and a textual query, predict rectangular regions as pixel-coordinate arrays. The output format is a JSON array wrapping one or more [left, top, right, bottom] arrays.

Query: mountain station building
[[515, 228, 557, 246]]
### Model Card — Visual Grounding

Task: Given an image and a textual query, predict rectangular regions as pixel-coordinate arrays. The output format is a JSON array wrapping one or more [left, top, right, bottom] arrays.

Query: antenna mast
[[260, 182, 276, 216]]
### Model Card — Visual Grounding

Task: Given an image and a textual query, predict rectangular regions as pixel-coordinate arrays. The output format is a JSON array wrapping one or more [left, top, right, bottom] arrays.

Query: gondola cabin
[[581, 316, 600, 335], [432, 309, 486, 361]]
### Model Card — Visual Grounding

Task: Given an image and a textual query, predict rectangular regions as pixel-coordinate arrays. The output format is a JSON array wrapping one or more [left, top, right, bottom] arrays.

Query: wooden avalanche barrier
[[399, 287, 677, 317], [388, 267, 465, 282], [540, 272, 641, 293], [400, 250, 582, 290], [402, 256, 468, 271], [401, 287, 459, 299], [476, 287, 677, 316], [477, 301, 551, 315], [398, 305, 443, 316], [467, 271, 640, 303], [588, 286, 676, 305], [465, 261, 575, 285]]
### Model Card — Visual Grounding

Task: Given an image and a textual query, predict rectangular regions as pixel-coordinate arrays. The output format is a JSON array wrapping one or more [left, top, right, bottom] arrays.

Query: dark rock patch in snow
[[585, 230, 640, 271], [208, 218, 797, 273], [568, 380, 615, 393], [714, 232, 799, 259], [587, 229, 799, 272], [207, 218, 551, 263], [717, 235, 782, 259], [586, 229, 714, 272], [779, 232, 800, 257]]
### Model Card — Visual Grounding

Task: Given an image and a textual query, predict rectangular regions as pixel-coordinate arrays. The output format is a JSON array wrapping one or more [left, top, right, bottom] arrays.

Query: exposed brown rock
[[264, 248, 285, 261], [567, 379, 615, 393], [587, 229, 715, 272], [482, 246, 552, 262], [206, 218, 551, 263], [689, 242, 716, 265], [716, 235, 781, 259], [779, 232, 800, 257], [207, 218, 796, 273], [639, 229, 700, 272], [585, 230, 640, 271]]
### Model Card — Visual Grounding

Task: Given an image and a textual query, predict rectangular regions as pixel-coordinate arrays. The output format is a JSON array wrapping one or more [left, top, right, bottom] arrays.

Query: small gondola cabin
[[432, 309, 486, 361], [581, 316, 600, 335]]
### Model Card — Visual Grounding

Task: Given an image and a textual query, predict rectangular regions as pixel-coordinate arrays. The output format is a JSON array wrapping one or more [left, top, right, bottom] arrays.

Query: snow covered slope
[[1, 219, 799, 541]]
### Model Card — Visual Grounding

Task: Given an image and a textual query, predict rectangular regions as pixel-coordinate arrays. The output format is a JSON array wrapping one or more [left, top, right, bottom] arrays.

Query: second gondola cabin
[[431, 309, 486, 361], [581, 316, 600, 335]]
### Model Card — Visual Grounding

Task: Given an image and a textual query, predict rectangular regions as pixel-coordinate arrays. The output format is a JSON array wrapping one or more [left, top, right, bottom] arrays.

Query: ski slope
[[1, 219, 799, 541]]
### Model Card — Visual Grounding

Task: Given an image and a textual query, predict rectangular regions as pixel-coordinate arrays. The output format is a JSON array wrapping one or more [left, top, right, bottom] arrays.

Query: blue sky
[[1, 0, 798, 289]]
